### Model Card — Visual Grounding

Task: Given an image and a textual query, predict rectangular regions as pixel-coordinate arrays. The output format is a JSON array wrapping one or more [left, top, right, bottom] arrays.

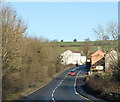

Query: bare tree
[[82, 38, 93, 61], [93, 24, 109, 41], [93, 21, 118, 41], [2, 5, 63, 99], [2, 5, 27, 77], [93, 21, 118, 49], [93, 21, 120, 81], [106, 21, 118, 41]]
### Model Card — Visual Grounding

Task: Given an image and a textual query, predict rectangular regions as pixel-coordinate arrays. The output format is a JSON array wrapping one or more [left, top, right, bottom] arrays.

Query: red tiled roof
[[71, 50, 81, 53], [91, 50, 106, 65], [91, 50, 106, 57]]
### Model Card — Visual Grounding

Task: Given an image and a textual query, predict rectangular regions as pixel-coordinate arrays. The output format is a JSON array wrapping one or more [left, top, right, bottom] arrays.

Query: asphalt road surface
[[21, 65, 90, 102]]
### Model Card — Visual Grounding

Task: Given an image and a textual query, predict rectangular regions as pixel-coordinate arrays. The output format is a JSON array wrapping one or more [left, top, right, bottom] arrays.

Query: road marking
[[24, 68, 74, 97], [51, 69, 74, 102], [52, 93, 54, 97], [74, 70, 91, 101], [52, 67, 91, 102], [74, 70, 81, 95], [52, 97, 55, 102]]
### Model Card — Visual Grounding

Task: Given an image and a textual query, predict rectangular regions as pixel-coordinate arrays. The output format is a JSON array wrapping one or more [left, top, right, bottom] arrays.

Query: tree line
[[1, 5, 63, 99]]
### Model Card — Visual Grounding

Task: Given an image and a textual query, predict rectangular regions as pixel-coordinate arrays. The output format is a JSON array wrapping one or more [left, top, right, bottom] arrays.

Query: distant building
[[105, 48, 118, 71], [60, 49, 86, 65]]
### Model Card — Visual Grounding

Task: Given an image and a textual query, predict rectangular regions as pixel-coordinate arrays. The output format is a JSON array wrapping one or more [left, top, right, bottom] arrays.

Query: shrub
[[73, 39, 77, 42]]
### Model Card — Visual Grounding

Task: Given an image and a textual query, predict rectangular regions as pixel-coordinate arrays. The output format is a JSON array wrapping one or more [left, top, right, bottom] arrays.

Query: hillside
[[58, 40, 117, 54]]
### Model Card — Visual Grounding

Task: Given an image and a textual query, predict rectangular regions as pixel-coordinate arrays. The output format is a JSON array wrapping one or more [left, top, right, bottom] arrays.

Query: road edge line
[[74, 70, 92, 101]]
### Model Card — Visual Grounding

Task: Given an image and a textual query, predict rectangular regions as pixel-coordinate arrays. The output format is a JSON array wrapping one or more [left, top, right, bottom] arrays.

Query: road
[[21, 65, 90, 102]]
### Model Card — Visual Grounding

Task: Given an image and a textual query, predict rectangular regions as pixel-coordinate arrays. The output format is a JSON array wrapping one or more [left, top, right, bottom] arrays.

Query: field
[[58, 40, 117, 54], [59, 42, 85, 45]]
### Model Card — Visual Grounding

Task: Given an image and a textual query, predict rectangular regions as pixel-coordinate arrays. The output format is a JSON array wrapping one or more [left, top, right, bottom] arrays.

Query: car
[[68, 71, 76, 76]]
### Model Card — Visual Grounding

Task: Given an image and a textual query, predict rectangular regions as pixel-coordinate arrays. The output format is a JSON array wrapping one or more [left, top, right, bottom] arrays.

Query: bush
[[61, 40, 63, 42], [73, 39, 77, 42], [84, 75, 120, 102]]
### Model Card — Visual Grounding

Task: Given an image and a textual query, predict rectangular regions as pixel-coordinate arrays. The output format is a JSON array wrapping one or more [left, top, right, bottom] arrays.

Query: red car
[[69, 71, 76, 76]]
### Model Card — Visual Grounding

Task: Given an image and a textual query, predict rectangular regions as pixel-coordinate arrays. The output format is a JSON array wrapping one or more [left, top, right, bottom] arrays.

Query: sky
[[4, 2, 118, 42]]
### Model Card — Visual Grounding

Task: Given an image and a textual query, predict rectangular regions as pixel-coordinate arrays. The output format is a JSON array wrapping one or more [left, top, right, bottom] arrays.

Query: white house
[[60, 50, 86, 65], [81, 53, 86, 64], [60, 50, 75, 65]]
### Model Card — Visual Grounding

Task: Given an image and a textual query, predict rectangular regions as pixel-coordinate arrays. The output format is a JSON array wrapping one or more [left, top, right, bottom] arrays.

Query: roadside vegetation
[[1, 5, 75, 100], [82, 21, 120, 102], [84, 67, 120, 102], [2, 3, 120, 101]]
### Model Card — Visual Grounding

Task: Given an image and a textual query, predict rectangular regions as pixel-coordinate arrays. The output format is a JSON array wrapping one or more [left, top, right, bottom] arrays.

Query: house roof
[[91, 50, 106, 65], [91, 50, 106, 57], [71, 50, 81, 53], [105, 49, 118, 60], [60, 50, 73, 55], [61, 49, 86, 55]]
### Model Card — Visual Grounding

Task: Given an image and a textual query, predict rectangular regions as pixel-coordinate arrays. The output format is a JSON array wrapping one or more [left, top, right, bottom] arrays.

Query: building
[[91, 46, 106, 70], [105, 48, 118, 71], [60, 49, 86, 65], [81, 51, 86, 64]]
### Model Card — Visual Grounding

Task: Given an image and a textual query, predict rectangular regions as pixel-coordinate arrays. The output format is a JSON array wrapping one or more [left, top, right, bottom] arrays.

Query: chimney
[[98, 46, 101, 51]]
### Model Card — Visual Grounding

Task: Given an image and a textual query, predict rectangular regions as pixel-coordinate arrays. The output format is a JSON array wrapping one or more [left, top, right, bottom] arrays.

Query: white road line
[[52, 93, 54, 97], [74, 70, 91, 101], [24, 68, 74, 97], [51, 69, 74, 102], [74, 70, 81, 95], [53, 90, 55, 93], [52, 97, 55, 102], [52, 67, 88, 102]]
